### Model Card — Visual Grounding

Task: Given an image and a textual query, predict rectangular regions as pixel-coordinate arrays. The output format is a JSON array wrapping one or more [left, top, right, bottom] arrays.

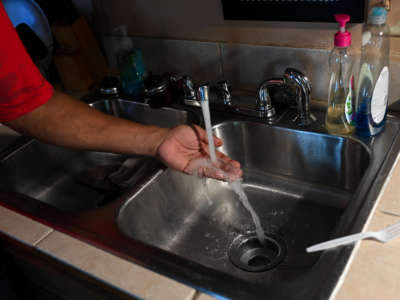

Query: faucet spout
[[283, 68, 316, 126], [196, 83, 210, 102]]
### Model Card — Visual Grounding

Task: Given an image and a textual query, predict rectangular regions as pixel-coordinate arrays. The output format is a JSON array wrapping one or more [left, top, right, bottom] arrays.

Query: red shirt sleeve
[[0, 2, 53, 123]]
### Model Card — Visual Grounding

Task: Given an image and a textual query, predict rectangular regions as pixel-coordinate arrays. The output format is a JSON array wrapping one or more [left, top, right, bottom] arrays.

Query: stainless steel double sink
[[1, 98, 400, 300]]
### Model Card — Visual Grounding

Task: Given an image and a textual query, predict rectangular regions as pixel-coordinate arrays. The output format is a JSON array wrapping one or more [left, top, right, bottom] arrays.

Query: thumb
[[213, 135, 223, 147], [195, 124, 223, 147]]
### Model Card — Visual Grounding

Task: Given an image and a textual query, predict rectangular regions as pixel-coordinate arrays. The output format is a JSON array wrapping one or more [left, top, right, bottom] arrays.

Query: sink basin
[[0, 99, 198, 211], [117, 120, 370, 297]]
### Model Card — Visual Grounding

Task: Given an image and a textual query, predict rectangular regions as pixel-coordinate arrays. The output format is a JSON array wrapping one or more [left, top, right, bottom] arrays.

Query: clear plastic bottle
[[355, 7, 390, 137], [325, 14, 356, 136], [113, 26, 145, 98]]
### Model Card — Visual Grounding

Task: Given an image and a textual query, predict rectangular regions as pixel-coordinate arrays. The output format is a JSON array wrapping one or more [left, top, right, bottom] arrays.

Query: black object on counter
[[221, 0, 365, 23], [144, 74, 171, 108], [389, 99, 400, 118], [98, 76, 121, 97]]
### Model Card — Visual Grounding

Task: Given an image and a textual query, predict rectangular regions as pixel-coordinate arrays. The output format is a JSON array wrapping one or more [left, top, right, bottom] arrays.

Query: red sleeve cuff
[[0, 81, 54, 123]]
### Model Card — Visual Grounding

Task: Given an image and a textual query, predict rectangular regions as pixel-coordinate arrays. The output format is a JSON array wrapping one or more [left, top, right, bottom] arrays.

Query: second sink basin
[[117, 120, 371, 298], [0, 99, 198, 212]]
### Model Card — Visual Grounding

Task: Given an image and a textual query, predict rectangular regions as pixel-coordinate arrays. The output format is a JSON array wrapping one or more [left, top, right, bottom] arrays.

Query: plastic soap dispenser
[[325, 14, 355, 136], [114, 26, 145, 98], [355, 6, 390, 137]]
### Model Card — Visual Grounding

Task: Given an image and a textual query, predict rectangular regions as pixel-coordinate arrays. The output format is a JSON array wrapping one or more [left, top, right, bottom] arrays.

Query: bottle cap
[[334, 14, 352, 48], [368, 7, 387, 25]]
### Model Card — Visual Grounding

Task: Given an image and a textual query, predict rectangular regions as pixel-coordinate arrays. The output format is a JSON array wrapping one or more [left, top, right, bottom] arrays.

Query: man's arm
[[5, 90, 169, 157]]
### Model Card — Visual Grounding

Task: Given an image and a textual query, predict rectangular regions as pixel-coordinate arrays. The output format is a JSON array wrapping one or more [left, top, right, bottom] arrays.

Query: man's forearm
[[5, 91, 169, 156]]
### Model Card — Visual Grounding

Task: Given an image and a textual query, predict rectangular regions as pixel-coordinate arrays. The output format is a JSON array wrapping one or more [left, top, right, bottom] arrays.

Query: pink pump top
[[334, 14, 352, 48]]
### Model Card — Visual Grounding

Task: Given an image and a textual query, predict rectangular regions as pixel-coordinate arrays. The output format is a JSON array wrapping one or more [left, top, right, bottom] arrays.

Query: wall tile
[[93, 0, 400, 57], [101, 36, 223, 84], [101, 36, 400, 104]]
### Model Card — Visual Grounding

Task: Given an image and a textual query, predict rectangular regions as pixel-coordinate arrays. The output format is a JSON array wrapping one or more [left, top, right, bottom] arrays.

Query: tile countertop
[[1, 153, 400, 300]]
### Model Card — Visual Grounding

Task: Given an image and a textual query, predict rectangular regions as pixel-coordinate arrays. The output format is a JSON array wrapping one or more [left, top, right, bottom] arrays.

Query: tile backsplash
[[220, 43, 329, 101], [101, 35, 400, 104], [102, 36, 223, 83]]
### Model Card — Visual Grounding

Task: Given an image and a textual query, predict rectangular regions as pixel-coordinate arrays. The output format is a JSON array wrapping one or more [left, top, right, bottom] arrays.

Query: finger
[[205, 168, 227, 181], [215, 153, 233, 168], [204, 165, 242, 182], [214, 154, 242, 182], [213, 135, 223, 147], [199, 142, 239, 170], [185, 156, 242, 182], [191, 124, 206, 141], [199, 141, 211, 156], [216, 150, 241, 168], [193, 124, 223, 147], [190, 163, 227, 181]]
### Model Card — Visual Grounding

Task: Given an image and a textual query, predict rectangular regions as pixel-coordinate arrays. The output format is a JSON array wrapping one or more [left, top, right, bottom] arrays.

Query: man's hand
[[156, 124, 243, 181]]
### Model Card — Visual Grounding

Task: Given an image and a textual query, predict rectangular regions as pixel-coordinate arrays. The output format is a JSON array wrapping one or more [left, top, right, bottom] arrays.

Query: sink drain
[[228, 232, 286, 272]]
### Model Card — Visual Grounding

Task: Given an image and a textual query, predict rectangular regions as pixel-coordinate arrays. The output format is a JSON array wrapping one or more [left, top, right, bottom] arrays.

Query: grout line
[[380, 210, 400, 217], [33, 228, 54, 247], [189, 290, 200, 300], [217, 43, 225, 79]]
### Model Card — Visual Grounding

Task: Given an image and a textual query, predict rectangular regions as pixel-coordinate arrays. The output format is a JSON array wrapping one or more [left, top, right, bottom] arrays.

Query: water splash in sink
[[230, 179, 267, 245], [200, 99, 266, 245]]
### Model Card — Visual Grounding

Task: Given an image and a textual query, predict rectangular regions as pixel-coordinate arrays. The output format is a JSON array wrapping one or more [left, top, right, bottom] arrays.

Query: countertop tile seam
[[33, 228, 54, 247], [0, 205, 53, 246], [186, 289, 197, 300], [191, 291, 200, 300]]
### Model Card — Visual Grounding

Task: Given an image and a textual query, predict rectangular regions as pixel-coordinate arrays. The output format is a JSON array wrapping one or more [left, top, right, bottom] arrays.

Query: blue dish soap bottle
[[325, 14, 356, 136], [356, 6, 390, 137], [114, 26, 145, 98]]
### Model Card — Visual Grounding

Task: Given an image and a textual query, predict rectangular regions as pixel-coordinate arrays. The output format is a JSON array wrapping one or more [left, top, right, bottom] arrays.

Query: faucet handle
[[182, 75, 196, 100], [283, 68, 312, 95], [214, 80, 232, 106], [257, 78, 283, 119]]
